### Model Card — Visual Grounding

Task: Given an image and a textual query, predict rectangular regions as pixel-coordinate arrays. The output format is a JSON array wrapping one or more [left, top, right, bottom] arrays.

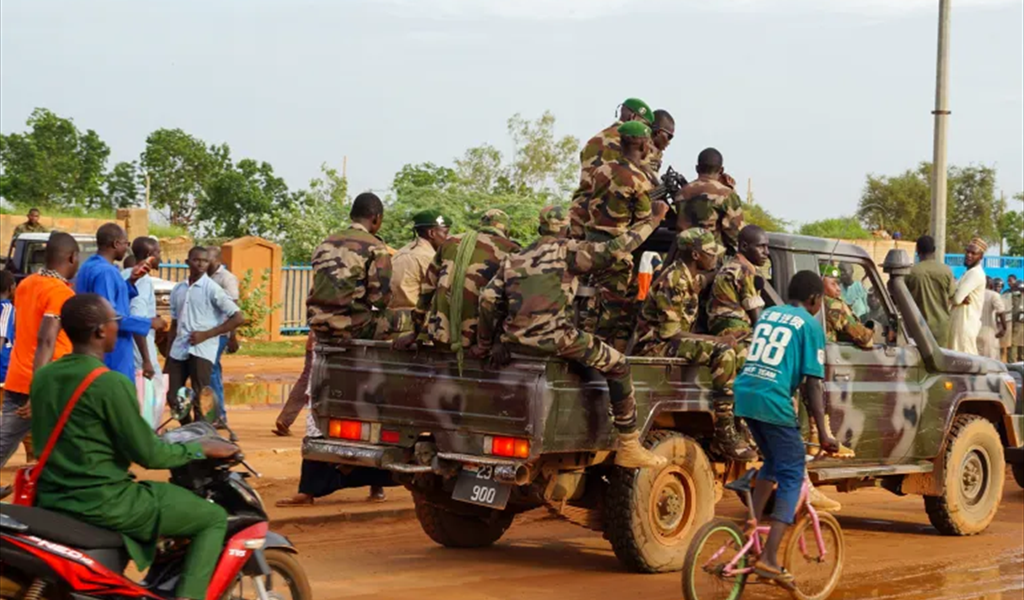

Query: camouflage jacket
[[824, 295, 874, 349], [582, 158, 653, 239], [478, 217, 659, 353], [707, 254, 765, 334], [642, 147, 663, 185], [307, 223, 393, 342], [675, 174, 744, 253], [568, 121, 623, 237], [413, 228, 521, 348], [634, 262, 703, 351]]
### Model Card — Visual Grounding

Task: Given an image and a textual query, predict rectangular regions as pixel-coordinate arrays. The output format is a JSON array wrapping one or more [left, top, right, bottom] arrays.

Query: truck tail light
[[380, 429, 401, 444], [485, 436, 530, 459], [329, 419, 370, 441]]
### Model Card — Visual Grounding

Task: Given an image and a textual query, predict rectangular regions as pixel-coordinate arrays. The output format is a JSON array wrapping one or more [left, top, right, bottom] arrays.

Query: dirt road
[[283, 484, 1023, 600]]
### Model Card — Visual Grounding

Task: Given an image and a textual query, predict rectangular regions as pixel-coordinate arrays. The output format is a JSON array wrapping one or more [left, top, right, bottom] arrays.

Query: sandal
[[275, 495, 314, 507], [754, 561, 796, 590], [271, 423, 292, 437]]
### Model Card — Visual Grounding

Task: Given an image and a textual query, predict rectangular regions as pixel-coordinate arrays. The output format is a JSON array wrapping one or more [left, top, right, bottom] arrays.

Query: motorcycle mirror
[[171, 387, 194, 421]]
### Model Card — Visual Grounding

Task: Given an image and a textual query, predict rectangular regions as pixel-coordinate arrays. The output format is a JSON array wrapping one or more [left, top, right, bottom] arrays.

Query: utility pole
[[343, 156, 348, 179], [746, 178, 753, 204], [930, 0, 952, 260], [143, 171, 151, 210]]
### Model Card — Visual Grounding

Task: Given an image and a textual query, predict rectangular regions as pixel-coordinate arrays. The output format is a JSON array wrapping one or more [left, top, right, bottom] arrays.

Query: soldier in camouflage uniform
[[478, 202, 672, 469], [396, 210, 521, 355], [634, 228, 756, 461], [307, 193, 392, 343], [642, 109, 675, 185], [675, 148, 744, 257], [384, 209, 450, 340], [821, 264, 875, 350], [568, 98, 653, 239], [708, 225, 769, 364]]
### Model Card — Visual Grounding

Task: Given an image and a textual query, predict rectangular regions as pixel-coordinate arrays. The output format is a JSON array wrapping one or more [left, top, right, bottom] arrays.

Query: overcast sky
[[2, 0, 1021, 226]]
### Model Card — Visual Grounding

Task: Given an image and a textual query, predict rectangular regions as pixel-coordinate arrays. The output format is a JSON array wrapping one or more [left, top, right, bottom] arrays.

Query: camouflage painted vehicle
[[304, 232, 1022, 573]]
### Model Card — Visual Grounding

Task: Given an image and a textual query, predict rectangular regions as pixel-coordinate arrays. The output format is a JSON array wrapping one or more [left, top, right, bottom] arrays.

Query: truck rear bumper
[[302, 437, 531, 483]]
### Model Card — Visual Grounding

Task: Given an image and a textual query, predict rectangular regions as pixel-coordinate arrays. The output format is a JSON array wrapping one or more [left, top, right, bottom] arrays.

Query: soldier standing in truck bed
[[707, 225, 769, 364], [307, 193, 392, 342], [821, 264, 874, 350], [385, 210, 450, 340], [634, 228, 755, 461], [478, 203, 671, 469], [396, 209, 520, 358], [568, 98, 654, 239], [642, 109, 675, 185], [675, 148, 744, 258]]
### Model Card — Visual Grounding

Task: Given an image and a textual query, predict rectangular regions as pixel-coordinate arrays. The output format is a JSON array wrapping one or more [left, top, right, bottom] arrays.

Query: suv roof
[[767, 233, 873, 261], [10, 232, 96, 243]]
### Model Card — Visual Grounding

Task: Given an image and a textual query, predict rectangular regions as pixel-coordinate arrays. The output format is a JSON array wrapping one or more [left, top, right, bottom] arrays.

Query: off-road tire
[[413, 493, 515, 548], [924, 414, 1005, 536], [605, 430, 717, 573], [1013, 461, 1024, 490]]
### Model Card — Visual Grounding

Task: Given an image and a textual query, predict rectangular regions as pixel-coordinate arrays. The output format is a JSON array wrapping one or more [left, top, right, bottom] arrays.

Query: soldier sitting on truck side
[[633, 228, 756, 461], [477, 202, 671, 470], [674, 148, 744, 259], [707, 225, 770, 364], [307, 193, 393, 343], [395, 210, 521, 358], [383, 210, 450, 340]]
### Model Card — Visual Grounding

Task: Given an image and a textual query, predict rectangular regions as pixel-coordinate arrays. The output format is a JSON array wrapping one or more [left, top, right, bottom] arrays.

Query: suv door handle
[[833, 374, 851, 382]]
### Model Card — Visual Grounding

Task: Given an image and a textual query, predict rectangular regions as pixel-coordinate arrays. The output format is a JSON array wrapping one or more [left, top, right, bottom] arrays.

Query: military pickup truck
[[303, 232, 1023, 573]]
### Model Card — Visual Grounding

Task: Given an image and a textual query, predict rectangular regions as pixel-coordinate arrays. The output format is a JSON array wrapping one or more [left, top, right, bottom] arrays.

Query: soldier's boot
[[809, 415, 855, 459], [808, 480, 842, 512], [614, 431, 668, 469], [711, 400, 758, 462]]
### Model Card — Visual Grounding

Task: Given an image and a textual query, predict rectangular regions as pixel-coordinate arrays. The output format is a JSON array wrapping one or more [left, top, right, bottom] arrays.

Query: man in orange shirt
[[0, 232, 80, 467]]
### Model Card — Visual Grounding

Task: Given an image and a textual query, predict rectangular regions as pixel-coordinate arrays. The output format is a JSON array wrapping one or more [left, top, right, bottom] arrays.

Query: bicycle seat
[[724, 468, 758, 494]]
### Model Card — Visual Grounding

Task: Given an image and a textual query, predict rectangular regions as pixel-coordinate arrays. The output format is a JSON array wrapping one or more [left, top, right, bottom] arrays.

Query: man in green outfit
[[31, 293, 238, 600], [905, 235, 955, 348]]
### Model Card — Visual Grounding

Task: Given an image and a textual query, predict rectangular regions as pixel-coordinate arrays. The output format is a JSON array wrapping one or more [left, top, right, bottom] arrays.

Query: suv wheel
[[604, 430, 716, 573], [1013, 459, 1024, 490], [924, 414, 1005, 536]]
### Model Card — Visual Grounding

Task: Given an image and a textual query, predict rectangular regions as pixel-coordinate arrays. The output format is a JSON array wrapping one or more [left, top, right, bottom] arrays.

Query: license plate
[[451, 466, 512, 510]]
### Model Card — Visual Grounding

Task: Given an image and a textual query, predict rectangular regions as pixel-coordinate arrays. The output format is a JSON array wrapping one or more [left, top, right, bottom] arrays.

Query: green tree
[[743, 198, 789, 233], [279, 163, 350, 263], [506, 111, 579, 196], [140, 128, 230, 229], [453, 145, 508, 194], [201, 159, 291, 239], [856, 162, 1001, 249], [0, 108, 110, 208], [798, 216, 871, 239], [103, 161, 142, 209], [999, 192, 1024, 256]]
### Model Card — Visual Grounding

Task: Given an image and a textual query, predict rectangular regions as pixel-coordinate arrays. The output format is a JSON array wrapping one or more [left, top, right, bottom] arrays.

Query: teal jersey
[[735, 305, 826, 427]]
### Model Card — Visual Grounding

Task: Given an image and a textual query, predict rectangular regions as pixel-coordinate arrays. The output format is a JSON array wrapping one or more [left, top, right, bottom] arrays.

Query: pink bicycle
[[681, 463, 845, 600]]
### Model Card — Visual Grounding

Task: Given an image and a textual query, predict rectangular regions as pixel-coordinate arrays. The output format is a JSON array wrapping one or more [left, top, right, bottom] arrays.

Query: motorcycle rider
[[29, 293, 238, 600]]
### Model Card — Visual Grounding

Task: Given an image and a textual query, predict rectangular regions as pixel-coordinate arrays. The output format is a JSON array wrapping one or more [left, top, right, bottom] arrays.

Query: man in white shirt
[[949, 238, 988, 355], [122, 237, 165, 428]]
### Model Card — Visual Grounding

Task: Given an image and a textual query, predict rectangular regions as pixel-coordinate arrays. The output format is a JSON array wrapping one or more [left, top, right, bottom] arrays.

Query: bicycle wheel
[[682, 518, 749, 600], [783, 512, 844, 600]]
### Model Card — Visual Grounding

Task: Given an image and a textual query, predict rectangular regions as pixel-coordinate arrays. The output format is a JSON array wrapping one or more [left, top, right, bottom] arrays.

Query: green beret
[[412, 209, 451, 229], [479, 209, 511, 234], [622, 98, 654, 125], [820, 263, 841, 279], [538, 206, 570, 235], [676, 227, 723, 256], [618, 121, 652, 139]]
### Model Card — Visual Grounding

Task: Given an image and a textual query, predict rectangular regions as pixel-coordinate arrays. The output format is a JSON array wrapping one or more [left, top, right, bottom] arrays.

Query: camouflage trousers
[[588, 232, 638, 354], [380, 308, 414, 341], [710, 319, 751, 369], [310, 312, 387, 344], [556, 329, 637, 434], [637, 337, 737, 395]]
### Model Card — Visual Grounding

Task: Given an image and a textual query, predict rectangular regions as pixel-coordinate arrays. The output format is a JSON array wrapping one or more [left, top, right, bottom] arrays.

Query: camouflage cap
[[618, 121, 652, 139], [622, 98, 654, 125], [538, 205, 570, 235], [479, 209, 511, 234], [820, 263, 841, 279], [676, 227, 723, 256], [412, 209, 451, 229]]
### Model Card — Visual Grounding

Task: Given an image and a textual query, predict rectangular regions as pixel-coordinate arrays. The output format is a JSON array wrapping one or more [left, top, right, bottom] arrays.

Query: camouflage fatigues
[[824, 295, 874, 349], [385, 236, 436, 339], [13, 222, 49, 236], [708, 254, 765, 336], [568, 121, 623, 239], [307, 223, 392, 342], [642, 147, 664, 185], [675, 174, 744, 255], [413, 226, 521, 350], [478, 215, 660, 433], [634, 262, 737, 394]]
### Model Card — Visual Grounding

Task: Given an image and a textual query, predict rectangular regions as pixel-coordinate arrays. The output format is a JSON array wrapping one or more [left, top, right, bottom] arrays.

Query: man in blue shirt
[[734, 270, 839, 587], [76, 224, 165, 381], [167, 247, 244, 431]]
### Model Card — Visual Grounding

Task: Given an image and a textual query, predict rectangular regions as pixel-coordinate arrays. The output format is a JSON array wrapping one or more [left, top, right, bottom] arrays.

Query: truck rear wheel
[[1014, 461, 1024, 490], [413, 493, 515, 548], [605, 430, 716, 573], [924, 414, 1005, 536]]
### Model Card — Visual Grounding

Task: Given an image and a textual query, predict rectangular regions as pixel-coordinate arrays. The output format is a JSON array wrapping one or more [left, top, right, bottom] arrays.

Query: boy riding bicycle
[[734, 270, 840, 587]]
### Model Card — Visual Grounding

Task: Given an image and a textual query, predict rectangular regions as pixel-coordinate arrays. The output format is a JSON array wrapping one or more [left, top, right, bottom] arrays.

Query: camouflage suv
[[304, 233, 1022, 573]]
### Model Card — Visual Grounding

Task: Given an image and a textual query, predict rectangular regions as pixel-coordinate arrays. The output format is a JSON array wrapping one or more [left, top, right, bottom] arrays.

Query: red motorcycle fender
[[3, 534, 159, 598], [242, 530, 298, 577], [204, 522, 269, 600]]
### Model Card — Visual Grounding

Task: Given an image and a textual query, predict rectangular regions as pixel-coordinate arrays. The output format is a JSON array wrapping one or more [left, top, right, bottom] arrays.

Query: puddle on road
[[224, 380, 295, 407], [835, 548, 1023, 600]]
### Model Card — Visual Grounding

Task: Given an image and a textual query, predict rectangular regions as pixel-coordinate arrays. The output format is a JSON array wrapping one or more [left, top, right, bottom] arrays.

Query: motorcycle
[[0, 388, 311, 600]]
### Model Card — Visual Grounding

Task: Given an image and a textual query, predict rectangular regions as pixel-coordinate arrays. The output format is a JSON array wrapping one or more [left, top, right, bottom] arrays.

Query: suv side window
[[818, 257, 901, 345]]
